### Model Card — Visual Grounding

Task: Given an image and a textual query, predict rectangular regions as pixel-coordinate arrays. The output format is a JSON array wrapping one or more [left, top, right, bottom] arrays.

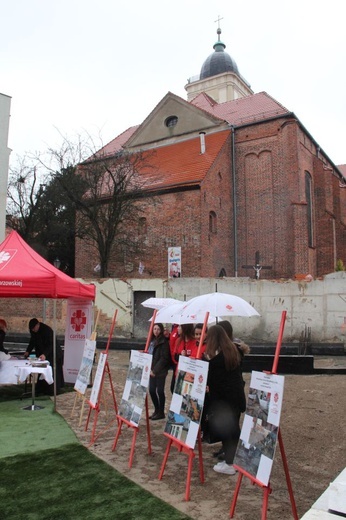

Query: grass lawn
[[0, 385, 192, 520]]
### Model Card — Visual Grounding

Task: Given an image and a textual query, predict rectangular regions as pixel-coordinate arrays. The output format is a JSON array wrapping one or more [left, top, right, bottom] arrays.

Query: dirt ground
[[56, 351, 346, 520]]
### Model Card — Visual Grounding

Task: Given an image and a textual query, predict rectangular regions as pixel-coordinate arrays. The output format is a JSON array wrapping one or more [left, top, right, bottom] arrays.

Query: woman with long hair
[[203, 324, 246, 475], [148, 323, 171, 420]]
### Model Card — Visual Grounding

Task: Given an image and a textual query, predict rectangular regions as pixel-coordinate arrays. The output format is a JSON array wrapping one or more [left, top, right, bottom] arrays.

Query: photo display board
[[74, 339, 96, 395], [233, 371, 285, 486], [118, 350, 152, 426], [164, 356, 209, 449], [89, 352, 107, 408]]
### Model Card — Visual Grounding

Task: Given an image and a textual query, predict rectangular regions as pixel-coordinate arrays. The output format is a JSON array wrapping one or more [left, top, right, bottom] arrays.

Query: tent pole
[[53, 299, 57, 412]]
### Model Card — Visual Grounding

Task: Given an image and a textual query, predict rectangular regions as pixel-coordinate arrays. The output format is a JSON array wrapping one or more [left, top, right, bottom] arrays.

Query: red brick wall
[[74, 118, 346, 280]]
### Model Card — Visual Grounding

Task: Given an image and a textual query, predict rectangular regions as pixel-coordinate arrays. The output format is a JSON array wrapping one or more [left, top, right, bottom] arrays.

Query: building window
[[138, 217, 147, 234], [305, 172, 314, 247], [165, 115, 178, 128], [209, 211, 217, 233]]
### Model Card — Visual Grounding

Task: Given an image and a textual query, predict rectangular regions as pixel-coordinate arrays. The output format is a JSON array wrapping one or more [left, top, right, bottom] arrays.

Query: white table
[[16, 363, 53, 411], [0, 359, 53, 411], [0, 359, 28, 384]]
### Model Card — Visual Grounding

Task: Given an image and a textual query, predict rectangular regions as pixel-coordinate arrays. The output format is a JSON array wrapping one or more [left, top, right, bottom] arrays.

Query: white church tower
[[185, 26, 253, 103]]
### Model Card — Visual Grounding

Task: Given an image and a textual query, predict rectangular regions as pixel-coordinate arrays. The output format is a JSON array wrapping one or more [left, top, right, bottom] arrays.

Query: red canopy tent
[[0, 230, 95, 299], [0, 230, 96, 409]]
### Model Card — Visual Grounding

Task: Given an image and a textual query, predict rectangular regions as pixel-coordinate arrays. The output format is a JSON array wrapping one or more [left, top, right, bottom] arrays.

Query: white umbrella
[[141, 297, 183, 310], [152, 302, 217, 324], [180, 292, 260, 318]]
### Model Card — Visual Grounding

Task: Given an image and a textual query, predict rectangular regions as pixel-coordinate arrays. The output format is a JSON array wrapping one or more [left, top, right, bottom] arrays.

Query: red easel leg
[[85, 406, 92, 431], [158, 438, 173, 480], [261, 486, 272, 520], [230, 473, 243, 518], [89, 408, 100, 445], [112, 419, 123, 451], [278, 429, 299, 520], [145, 395, 152, 455], [185, 450, 195, 501]]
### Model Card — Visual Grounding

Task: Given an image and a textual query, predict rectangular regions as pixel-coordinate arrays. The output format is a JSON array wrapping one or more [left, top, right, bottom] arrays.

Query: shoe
[[151, 412, 165, 420], [213, 461, 236, 475], [217, 452, 226, 461], [149, 411, 158, 419]]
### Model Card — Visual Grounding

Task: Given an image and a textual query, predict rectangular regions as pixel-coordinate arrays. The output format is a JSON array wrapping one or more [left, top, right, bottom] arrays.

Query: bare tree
[[44, 135, 157, 277], [6, 156, 49, 241]]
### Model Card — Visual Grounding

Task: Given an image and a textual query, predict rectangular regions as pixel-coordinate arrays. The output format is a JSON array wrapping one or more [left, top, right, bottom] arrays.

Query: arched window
[[305, 172, 314, 247], [209, 211, 217, 233], [138, 217, 147, 234]]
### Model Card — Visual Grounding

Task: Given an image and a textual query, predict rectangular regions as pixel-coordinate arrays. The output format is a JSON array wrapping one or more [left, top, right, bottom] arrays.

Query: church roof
[[200, 28, 239, 80], [139, 130, 230, 191], [99, 92, 289, 158], [190, 91, 290, 126]]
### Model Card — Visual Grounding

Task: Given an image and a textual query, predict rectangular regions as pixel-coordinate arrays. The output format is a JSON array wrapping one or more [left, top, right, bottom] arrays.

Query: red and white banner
[[63, 299, 93, 384]]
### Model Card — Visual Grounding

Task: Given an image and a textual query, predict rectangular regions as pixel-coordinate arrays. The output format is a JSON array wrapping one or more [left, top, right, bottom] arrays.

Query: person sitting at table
[[0, 319, 9, 354], [24, 318, 64, 395]]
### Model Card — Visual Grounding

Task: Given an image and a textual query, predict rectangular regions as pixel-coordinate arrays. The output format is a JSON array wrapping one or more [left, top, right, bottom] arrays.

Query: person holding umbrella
[[203, 324, 246, 475]]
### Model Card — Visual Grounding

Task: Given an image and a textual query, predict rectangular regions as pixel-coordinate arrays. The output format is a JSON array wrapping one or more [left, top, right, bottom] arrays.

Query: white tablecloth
[[0, 359, 53, 385], [0, 359, 28, 384], [16, 365, 53, 385]]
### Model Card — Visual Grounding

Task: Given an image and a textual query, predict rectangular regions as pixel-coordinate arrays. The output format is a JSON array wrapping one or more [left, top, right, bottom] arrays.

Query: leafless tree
[[6, 156, 49, 241], [44, 135, 157, 277]]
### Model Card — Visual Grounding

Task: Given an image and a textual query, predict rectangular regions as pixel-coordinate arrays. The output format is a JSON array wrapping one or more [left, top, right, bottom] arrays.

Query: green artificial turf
[[0, 386, 192, 520], [0, 444, 192, 520], [0, 394, 78, 459]]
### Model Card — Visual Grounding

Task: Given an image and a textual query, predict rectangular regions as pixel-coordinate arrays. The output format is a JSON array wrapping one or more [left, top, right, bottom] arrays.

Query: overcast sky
[[1, 0, 345, 166]]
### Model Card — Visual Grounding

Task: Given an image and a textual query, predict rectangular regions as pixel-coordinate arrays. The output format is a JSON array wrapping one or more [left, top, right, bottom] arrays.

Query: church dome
[[200, 27, 239, 80]]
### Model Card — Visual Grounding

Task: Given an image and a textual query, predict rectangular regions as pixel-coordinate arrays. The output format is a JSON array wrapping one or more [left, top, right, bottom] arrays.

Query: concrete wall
[[93, 272, 346, 343]]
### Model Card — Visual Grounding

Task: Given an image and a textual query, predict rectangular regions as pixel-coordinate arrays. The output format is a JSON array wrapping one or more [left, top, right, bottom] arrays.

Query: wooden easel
[[111, 310, 157, 467], [158, 313, 209, 501], [85, 310, 118, 445], [71, 311, 100, 426], [230, 311, 298, 520]]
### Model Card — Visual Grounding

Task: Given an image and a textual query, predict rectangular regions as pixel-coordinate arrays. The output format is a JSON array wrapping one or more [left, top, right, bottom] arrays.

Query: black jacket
[[27, 322, 62, 365], [206, 351, 246, 413], [150, 335, 171, 378]]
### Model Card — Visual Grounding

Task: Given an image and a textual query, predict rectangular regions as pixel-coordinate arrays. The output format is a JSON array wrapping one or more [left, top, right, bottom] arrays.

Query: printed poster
[[164, 356, 209, 449], [118, 350, 152, 426], [74, 339, 96, 395], [89, 352, 107, 408], [168, 247, 181, 278], [63, 299, 93, 383], [233, 371, 285, 486]]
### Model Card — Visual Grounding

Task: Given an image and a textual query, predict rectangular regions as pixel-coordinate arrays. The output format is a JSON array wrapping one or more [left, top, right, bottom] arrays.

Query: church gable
[[125, 92, 226, 149]]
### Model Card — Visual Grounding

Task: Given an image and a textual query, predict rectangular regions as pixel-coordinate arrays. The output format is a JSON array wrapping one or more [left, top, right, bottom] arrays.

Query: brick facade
[[74, 97, 345, 281]]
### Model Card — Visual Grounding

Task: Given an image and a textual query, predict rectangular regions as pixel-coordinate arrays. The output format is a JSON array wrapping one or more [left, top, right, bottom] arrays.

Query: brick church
[[75, 27, 346, 280]]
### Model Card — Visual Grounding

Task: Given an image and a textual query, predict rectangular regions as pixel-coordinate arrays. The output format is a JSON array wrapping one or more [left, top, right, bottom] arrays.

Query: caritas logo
[[71, 310, 87, 332]]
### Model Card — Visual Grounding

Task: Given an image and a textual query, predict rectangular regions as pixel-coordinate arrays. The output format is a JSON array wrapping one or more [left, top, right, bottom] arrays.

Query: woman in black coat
[[204, 325, 246, 475], [148, 323, 171, 420]]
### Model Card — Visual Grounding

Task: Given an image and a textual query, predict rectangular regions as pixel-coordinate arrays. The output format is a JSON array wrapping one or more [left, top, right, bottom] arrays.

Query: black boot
[[151, 411, 165, 420]]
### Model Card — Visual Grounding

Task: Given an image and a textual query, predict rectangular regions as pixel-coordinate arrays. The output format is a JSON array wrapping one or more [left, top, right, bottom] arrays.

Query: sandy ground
[[56, 351, 346, 520]]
